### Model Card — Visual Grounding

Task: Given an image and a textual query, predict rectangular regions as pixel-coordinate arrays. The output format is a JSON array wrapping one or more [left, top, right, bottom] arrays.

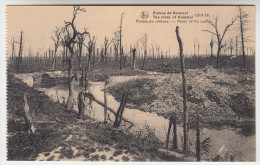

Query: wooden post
[[173, 115, 177, 151], [113, 93, 128, 127], [104, 79, 108, 124], [175, 26, 188, 154], [196, 112, 201, 161], [166, 116, 173, 149]]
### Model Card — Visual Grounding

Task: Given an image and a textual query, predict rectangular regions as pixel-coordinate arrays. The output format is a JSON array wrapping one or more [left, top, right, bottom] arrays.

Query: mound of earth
[[107, 66, 255, 124]]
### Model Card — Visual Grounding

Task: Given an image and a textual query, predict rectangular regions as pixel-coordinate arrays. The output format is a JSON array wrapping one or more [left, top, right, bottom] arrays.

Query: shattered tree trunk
[[113, 93, 128, 127], [77, 91, 85, 119], [216, 47, 221, 68], [104, 79, 108, 124], [17, 31, 23, 72], [165, 115, 177, 150], [85, 50, 92, 90], [132, 48, 136, 69], [166, 116, 173, 149], [51, 49, 57, 70], [66, 56, 74, 111], [175, 26, 188, 154], [173, 116, 177, 150], [21, 93, 36, 134], [239, 7, 246, 69], [119, 13, 123, 70], [142, 50, 147, 69]]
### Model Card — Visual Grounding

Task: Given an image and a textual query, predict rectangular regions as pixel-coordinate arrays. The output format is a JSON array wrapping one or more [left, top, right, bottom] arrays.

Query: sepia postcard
[[4, 4, 256, 163]]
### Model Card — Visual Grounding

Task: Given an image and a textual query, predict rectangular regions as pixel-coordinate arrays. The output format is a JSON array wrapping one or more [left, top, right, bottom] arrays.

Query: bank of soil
[[7, 74, 161, 161], [107, 66, 255, 130]]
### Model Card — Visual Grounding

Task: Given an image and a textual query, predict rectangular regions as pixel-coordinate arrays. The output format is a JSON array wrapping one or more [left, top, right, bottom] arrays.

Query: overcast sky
[[6, 5, 255, 57]]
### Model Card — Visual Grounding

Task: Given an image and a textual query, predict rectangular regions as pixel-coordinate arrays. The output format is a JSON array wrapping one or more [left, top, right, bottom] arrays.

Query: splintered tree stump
[[165, 117, 173, 149], [175, 26, 188, 154], [104, 80, 108, 124], [77, 91, 85, 119], [21, 93, 36, 134], [165, 115, 177, 150], [113, 93, 128, 127]]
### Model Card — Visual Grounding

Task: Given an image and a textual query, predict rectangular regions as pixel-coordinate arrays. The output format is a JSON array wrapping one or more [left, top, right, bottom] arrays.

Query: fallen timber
[[83, 92, 134, 126], [157, 148, 196, 161]]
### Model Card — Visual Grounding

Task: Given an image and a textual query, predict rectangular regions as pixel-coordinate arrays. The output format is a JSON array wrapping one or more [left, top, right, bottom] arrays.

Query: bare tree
[[175, 26, 188, 154], [15, 31, 24, 72], [156, 45, 160, 59], [130, 41, 139, 70], [9, 37, 16, 67], [76, 33, 87, 86], [51, 26, 63, 70], [151, 44, 155, 59], [140, 33, 148, 69], [202, 15, 236, 68], [210, 37, 214, 58], [229, 38, 234, 56], [119, 13, 124, 70], [112, 32, 120, 65], [238, 6, 250, 69], [194, 39, 196, 57], [83, 35, 96, 90], [235, 36, 238, 56], [63, 6, 88, 111], [103, 37, 112, 66]]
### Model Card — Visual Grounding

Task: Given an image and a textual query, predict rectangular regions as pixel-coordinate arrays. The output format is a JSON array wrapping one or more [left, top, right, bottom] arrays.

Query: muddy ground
[[7, 74, 162, 161], [107, 66, 255, 132], [7, 65, 255, 161]]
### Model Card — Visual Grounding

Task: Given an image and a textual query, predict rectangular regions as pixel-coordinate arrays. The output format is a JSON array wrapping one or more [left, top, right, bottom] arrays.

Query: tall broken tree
[[202, 16, 236, 68], [76, 33, 87, 86], [112, 32, 120, 65], [238, 6, 250, 69], [140, 33, 148, 69], [21, 93, 36, 134], [131, 48, 136, 69], [119, 13, 124, 70], [51, 26, 63, 70], [63, 6, 89, 111], [15, 31, 24, 72], [103, 37, 112, 66], [83, 34, 96, 90], [165, 115, 177, 150], [9, 37, 16, 68], [175, 26, 188, 154], [104, 79, 108, 124], [113, 93, 128, 127]]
